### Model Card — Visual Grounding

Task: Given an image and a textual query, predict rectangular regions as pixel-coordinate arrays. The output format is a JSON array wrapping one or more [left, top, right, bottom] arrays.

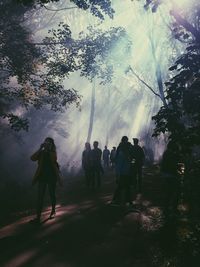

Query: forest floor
[[0, 166, 200, 267]]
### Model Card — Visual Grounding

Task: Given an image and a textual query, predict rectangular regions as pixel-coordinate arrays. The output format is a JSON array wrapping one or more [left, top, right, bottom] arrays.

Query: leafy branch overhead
[[143, 0, 200, 42], [40, 24, 128, 84], [141, 0, 200, 151], [153, 42, 200, 150], [16, 0, 115, 20], [0, 0, 117, 131]]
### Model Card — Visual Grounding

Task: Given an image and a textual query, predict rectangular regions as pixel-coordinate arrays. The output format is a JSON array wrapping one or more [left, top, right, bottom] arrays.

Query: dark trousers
[[103, 159, 109, 169], [131, 164, 143, 193], [113, 175, 131, 204], [37, 181, 56, 218], [91, 169, 101, 188], [110, 161, 115, 169], [84, 168, 92, 187], [91, 165, 103, 188]]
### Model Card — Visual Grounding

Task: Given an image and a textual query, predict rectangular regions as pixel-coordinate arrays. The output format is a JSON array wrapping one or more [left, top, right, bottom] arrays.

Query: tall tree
[[152, 1, 200, 153], [87, 79, 95, 142], [0, 0, 115, 130]]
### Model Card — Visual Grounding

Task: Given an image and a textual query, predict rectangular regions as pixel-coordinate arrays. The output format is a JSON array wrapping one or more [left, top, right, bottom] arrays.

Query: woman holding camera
[[31, 137, 61, 223]]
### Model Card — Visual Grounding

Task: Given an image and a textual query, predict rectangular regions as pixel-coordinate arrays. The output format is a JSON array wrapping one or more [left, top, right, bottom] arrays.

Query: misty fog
[[1, 0, 187, 183]]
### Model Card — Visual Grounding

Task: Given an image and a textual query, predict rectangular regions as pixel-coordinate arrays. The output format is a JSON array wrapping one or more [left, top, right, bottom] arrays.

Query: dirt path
[[0, 167, 198, 267]]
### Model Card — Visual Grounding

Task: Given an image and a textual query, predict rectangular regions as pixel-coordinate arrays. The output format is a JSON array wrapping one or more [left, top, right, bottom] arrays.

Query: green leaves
[[41, 24, 128, 83], [153, 41, 200, 150], [16, 0, 115, 20], [2, 114, 29, 131]]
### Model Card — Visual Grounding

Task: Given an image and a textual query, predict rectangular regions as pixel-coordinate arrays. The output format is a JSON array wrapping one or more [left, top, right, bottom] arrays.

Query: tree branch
[[32, 41, 65, 45], [32, 10, 58, 34], [42, 5, 78, 12], [126, 66, 163, 101], [170, 9, 200, 42], [0, 69, 12, 73]]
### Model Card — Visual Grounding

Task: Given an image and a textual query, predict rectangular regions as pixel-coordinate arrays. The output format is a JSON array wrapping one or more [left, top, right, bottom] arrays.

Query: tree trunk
[[150, 37, 168, 107], [87, 79, 95, 143], [105, 86, 111, 146]]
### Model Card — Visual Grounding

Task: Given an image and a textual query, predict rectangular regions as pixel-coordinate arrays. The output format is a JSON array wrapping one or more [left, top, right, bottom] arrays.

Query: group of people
[[82, 136, 145, 205], [31, 135, 184, 224], [30, 136, 145, 223], [82, 142, 118, 187], [82, 141, 103, 188], [31, 133, 191, 225]]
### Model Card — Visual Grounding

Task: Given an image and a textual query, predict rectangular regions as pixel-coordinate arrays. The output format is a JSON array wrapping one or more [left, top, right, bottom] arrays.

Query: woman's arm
[[31, 143, 45, 161], [30, 148, 42, 161]]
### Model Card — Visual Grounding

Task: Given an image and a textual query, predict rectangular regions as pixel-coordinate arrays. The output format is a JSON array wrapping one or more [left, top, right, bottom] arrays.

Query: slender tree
[[87, 79, 95, 143]]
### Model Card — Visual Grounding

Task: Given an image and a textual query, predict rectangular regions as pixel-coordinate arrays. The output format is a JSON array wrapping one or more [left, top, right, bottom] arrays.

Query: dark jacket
[[116, 142, 132, 175], [31, 149, 60, 184], [91, 148, 102, 170], [82, 149, 92, 170], [132, 145, 145, 166]]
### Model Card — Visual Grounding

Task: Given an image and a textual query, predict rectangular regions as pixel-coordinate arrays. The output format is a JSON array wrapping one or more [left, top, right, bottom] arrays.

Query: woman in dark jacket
[[31, 137, 61, 223]]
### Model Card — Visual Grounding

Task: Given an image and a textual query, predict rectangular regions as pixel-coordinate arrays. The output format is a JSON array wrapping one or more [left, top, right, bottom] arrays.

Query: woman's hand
[[40, 143, 45, 150]]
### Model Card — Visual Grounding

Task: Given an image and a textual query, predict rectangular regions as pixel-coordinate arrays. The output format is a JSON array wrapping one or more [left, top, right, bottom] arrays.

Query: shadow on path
[[1, 167, 198, 267]]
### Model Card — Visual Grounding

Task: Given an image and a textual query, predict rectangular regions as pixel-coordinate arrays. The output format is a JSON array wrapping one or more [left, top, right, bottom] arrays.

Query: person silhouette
[[112, 136, 133, 205], [161, 141, 181, 217], [131, 138, 145, 194], [82, 142, 92, 187], [91, 141, 103, 188], [110, 146, 117, 169], [31, 137, 61, 223], [103, 146, 110, 169]]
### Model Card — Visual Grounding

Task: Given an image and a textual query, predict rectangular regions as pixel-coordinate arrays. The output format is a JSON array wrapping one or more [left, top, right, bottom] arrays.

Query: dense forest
[[1, 0, 199, 177], [0, 0, 200, 266]]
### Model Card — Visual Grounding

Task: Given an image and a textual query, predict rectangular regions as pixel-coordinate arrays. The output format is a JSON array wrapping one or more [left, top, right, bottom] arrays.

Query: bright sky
[[28, 0, 195, 165]]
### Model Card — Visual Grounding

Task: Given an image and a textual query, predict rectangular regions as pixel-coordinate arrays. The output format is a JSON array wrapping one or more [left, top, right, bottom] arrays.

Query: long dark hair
[[45, 137, 56, 152]]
